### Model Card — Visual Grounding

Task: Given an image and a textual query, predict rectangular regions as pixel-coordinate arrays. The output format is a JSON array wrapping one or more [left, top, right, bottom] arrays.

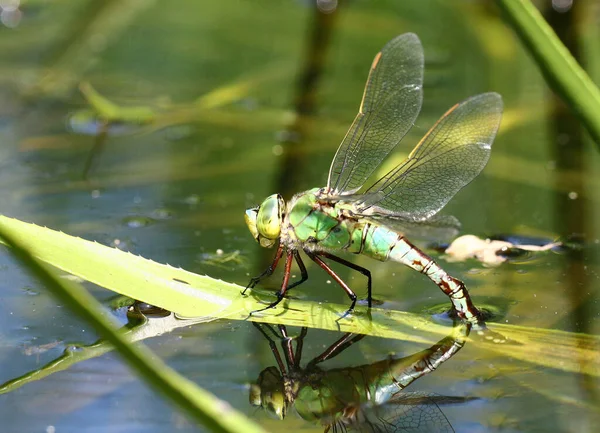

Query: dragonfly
[[243, 33, 503, 325], [250, 323, 473, 432]]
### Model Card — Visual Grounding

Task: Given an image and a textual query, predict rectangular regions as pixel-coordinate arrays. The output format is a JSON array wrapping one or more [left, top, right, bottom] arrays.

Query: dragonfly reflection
[[250, 323, 473, 432]]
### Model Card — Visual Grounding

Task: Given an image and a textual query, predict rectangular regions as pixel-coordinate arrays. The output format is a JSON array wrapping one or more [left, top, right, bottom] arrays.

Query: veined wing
[[363, 214, 461, 242], [342, 393, 472, 433], [358, 92, 503, 221], [327, 33, 424, 195]]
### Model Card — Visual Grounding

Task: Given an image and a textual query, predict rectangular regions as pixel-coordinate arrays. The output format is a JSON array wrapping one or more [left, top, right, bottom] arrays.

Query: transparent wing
[[344, 393, 469, 433], [358, 92, 503, 221], [327, 33, 424, 195], [362, 214, 461, 242]]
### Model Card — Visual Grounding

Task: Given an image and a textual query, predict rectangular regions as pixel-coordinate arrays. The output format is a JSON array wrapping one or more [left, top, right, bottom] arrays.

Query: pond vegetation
[[0, 1, 599, 432]]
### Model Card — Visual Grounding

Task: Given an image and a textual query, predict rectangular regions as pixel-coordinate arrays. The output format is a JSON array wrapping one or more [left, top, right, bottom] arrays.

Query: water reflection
[[250, 322, 471, 432]]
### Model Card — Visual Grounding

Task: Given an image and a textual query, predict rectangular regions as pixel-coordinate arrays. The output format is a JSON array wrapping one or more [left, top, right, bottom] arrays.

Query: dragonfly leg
[[306, 251, 357, 317], [293, 328, 308, 368], [244, 246, 309, 297], [317, 252, 372, 307], [269, 325, 307, 370], [243, 243, 284, 294], [278, 327, 297, 370], [286, 250, 309, 290], [252, 322, 287, 373], [390, 237, 483, 325], [249, 250, 294, 315], [307, 332, 365, 368]]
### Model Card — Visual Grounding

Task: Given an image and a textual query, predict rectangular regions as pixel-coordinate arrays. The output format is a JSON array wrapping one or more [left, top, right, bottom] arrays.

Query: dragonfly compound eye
[[256, 194, 284, 244], [248, 383, 262, 406], [244, 207, 260, 241]]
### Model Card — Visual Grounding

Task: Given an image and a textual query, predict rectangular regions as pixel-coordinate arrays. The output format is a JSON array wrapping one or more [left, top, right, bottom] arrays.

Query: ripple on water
[[122, 216, 156, 228]]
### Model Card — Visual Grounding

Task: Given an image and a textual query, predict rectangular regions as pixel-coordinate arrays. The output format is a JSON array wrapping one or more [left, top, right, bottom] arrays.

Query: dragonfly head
[[245, 194, 285, 248], [249, 366, 287, 420]]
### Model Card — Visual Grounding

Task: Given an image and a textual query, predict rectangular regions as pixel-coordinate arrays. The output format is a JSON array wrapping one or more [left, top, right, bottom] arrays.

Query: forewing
[[327, 33, 424, 195], [359, 92, 503, 220]]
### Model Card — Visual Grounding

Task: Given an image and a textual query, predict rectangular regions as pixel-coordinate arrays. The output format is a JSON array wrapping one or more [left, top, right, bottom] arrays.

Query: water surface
[[0, 1, 599, 432]]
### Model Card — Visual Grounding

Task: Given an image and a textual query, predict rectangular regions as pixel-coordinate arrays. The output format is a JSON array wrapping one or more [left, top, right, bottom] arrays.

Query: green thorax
[[291, 358, 414, 425], [285, 188, 400, 261], [292, 367, 369, 424]]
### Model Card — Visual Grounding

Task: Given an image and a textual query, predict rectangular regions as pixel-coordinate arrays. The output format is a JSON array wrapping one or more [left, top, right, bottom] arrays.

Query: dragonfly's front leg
[[249, 250, 295, 315], [278, 325, 298, 370], [391, 238, 483, 325], [252, 322, 287, 373], [244, 246, 309, 296], [292, 327, 308, 368], [243, 243, 284, 294]]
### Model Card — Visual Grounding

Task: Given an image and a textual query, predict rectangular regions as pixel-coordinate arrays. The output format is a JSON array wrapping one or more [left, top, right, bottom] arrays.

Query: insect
[[243, 33, 503, 325], [250, 322, 472, 432]]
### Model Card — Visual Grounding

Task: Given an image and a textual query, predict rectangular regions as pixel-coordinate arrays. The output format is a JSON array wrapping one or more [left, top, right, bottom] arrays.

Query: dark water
[[1, 1, 599, 432]]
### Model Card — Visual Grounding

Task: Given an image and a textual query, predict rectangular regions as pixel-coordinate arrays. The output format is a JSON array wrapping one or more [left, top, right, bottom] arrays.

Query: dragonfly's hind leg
[[390, 237, 483, 325], [307, 332, 366, 368], [306, 251, 357, 318], [317, 252, 372, 307]]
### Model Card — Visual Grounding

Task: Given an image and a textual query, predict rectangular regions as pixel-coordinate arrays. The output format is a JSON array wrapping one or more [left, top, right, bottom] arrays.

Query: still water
[[0, 1, 599, 432]]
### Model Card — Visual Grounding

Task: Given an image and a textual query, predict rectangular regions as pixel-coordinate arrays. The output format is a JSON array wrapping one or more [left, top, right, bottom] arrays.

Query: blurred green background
[[0, 0, 599, 432]]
